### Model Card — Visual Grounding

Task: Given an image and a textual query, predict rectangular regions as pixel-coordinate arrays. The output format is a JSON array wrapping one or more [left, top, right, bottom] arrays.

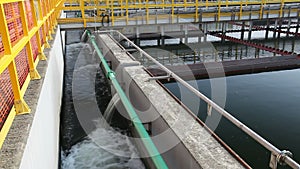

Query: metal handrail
[[96, 30, 300, 169], [85, 30, 169, 169]]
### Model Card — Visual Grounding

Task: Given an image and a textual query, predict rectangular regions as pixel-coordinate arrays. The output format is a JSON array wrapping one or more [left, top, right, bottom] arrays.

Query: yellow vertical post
[[111, 0, 114, 26], [138, 0, 141, 10], [126, 0, 128, 25], [218, 0, 221, 21], [49, 0, 55, 31], [239, 1, 243, 20], [280, 0, 284, 17], [226, 0, 228, 7], [44, 23, 51, 48], [0, 4, 30, 115], [259, 0, 265, 19], [80, 0, 87, 27], [19, 1, 41, 80], [36, 31, 47, 60], [206, 0, 208, 8], [146, 0, 149, 24], [171, 0, 174, 23], [195, 0, 198, 22], [26, 42, 41, 79], [95, 0, 100, 16], [37, 0, 50, 48], [19, 2, 28, 36], [46, 0, 54, 36], [54, 1, 58, 27], [30, 0, 38, 27], [48, 22, 54, 40], [43, 0, 52, 40], [37, 0, 43, 21], [120, 0, 123, 17], [8, 61, 30, 115]]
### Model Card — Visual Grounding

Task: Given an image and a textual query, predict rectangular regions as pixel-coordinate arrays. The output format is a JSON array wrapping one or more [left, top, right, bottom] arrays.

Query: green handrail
[[86, 30, 168, 169]]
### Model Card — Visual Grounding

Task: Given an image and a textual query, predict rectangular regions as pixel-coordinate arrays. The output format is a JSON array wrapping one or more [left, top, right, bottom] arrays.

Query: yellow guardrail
[[58, 0, 300, 27], [0, 0, 64, 149]]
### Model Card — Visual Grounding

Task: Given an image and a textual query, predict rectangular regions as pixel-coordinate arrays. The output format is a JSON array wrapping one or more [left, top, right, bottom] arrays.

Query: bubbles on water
[[61, 123, 145, 169]]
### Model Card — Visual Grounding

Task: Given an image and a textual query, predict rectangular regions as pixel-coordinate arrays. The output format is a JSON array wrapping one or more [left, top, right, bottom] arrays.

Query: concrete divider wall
[[19, 27, 64, 169]]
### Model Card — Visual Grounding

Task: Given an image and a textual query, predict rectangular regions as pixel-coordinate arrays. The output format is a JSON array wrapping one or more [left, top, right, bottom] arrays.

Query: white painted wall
[[19, 26, 64, 169]]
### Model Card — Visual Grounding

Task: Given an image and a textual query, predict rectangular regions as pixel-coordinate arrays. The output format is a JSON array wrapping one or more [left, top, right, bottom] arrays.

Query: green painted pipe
[[86, 30, 168, 169]]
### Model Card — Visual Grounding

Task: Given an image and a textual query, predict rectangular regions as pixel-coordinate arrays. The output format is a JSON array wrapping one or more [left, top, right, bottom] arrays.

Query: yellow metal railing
[[59, 0, 300, 27], [0, 0, 64, 149]]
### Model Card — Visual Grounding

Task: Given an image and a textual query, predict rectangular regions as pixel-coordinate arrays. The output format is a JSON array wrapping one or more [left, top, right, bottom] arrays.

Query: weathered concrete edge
[[0, 27, 63, 169], [123, 67, 245, 169]]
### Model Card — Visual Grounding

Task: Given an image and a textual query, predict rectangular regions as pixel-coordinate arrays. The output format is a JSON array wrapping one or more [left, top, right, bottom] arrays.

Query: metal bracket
[[14, 99, 30, 115], [269, 150, 293, 169], [48, 34, 53, 40], [30, 69, 41, 80], [38, 52, 47, 60], [207, 104, 212, 116], [122, 48, 137, 52], [44, 41, 51, 48], [146, 74, 172, 82]]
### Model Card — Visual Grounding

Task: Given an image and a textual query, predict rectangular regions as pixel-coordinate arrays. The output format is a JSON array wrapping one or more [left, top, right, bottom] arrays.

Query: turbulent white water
[[61, 122, 145, 169]]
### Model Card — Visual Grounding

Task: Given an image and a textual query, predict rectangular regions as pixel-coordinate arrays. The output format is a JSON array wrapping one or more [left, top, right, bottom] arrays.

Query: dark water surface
[[165, 69, 300, 168]]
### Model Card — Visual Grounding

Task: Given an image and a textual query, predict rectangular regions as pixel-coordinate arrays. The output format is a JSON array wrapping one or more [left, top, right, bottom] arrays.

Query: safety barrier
[[59, 0, 300, 27], [0, 0, 64, 149]]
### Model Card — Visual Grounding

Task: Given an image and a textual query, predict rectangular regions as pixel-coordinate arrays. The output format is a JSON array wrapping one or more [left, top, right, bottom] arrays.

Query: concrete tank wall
[[19, 27, 64, 169]]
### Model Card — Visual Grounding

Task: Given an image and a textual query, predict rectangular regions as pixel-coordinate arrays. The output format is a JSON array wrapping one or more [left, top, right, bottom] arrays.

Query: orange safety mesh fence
[[39, 27, 44, 44], [4, 2, 24, 46], [25, 0, 34, 31], [44, 24, 48, 37], [0, 33, 4, 56], [30, 35, 38, 61], [0, 69, 14, 130], [15, 48, 29, 88]]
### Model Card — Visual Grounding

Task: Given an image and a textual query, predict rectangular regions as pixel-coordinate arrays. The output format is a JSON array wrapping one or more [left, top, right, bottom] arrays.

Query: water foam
[[61, 123, 145, 169]]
